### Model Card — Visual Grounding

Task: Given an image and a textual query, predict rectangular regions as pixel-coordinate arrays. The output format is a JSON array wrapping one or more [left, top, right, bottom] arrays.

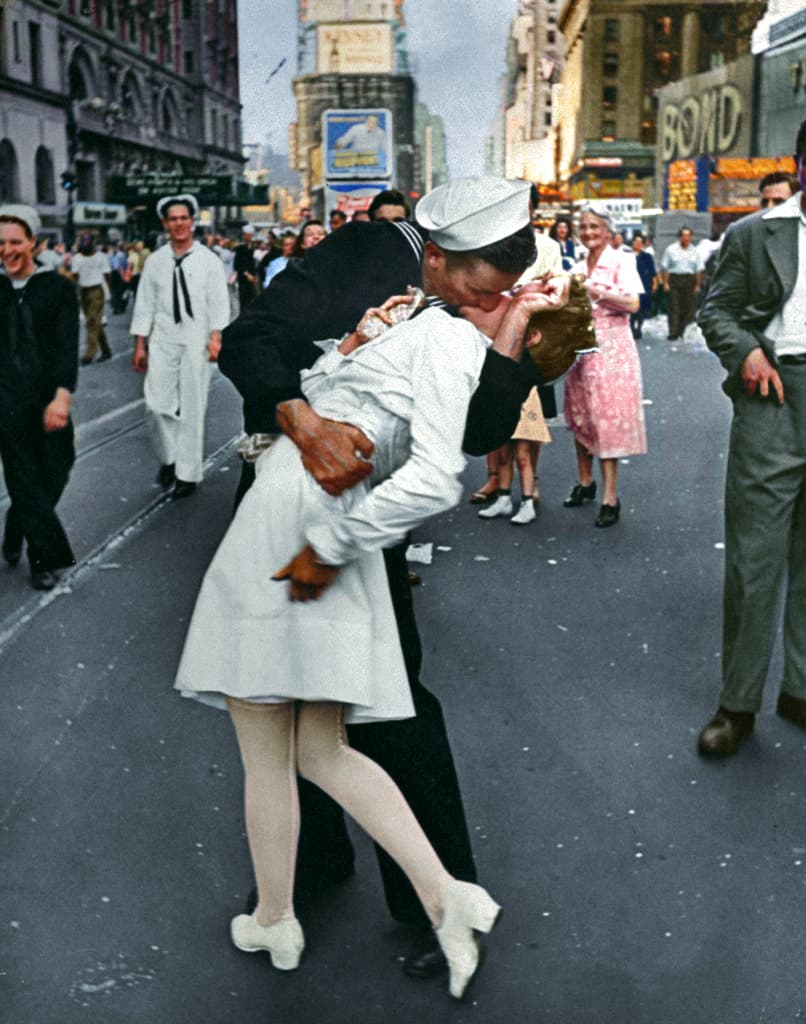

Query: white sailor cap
[[415, 177, 531, 251], [156, 193, 199, 219], [0, 203, 41, 237]]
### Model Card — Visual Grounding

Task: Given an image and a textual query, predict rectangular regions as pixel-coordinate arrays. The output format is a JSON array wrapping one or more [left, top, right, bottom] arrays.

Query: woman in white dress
[[174, 179, 553, 999]]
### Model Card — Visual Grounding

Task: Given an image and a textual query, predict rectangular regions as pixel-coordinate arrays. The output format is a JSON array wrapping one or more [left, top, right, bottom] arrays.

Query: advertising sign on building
[[316, 22, 393, 73], [323, 108, 393, 179], [324, 180, 390, 217], [657, 55, 754, 166], [301, 0, 399, 23]]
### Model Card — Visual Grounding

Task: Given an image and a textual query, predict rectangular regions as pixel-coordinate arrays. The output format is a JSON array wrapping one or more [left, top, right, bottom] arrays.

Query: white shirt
[[129, 241, 230, 347], [661, 241, 705, 276], [301, 308, 489, 565], [517, 232, 563, 286], [71, 251, 109, 287], [761, 191, 806, 358]]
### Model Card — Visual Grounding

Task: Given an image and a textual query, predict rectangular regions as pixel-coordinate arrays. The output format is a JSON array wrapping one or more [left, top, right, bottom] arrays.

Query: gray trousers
[[720, 361, 806, 712]]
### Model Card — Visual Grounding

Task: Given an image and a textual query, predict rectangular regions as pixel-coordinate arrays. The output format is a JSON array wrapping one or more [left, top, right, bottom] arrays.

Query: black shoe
[[563, 481, 596, 507], [697, 707, 755, 757], [171, 480, 197, 500], [156, 464, 176, 487], [777, 692, 806, 730], [79, 355, 94, 366], [402, 935, 448, 980], [97, 351, 112, 362], [30, 569, 59, 591], [594, 500, 621, 528], [2, 540, 21, 568]]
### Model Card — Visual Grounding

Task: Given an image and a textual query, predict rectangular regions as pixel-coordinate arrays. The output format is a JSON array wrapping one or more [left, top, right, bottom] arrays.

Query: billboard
[[323, 181, 390, 217], [323, 108, 393, 179], [301, 1, 399, 23], [316, 22, 393, 73]]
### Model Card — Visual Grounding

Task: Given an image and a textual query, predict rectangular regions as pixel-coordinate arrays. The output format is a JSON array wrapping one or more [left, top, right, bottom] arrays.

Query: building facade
[[556, 0, 765, 208], [291, 0, 417, 218], [0, 0, 243, 235], [486, 0, 563, 185]]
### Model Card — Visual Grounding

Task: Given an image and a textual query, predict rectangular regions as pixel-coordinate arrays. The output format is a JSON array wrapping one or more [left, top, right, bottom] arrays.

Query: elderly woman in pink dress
[[562, 203, 647, 528]]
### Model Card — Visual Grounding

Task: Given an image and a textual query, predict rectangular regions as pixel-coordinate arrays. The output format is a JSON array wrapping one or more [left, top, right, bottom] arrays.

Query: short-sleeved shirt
[[661, 242, 705, 276]]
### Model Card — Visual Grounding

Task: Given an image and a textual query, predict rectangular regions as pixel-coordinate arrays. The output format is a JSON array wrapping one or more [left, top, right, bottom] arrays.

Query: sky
[[236, 0, 517, 178]]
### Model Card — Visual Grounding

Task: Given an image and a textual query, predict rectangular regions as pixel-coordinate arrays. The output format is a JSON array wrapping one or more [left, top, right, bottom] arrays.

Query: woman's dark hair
[[548, 217, 572, 242], [292, 219, 324, 257], [443, 224, 536, 276]]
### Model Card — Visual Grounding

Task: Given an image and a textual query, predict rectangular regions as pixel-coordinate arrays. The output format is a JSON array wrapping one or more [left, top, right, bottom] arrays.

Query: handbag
[[525, 273, 597, 383]]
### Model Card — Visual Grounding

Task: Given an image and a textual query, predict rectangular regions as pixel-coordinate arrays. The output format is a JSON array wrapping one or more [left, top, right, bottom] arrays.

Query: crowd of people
[[1, 132, 805, 1000]]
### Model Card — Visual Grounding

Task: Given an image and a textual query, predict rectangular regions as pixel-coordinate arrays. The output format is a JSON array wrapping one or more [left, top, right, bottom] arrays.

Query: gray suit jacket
[[698, 204, 800, 398]]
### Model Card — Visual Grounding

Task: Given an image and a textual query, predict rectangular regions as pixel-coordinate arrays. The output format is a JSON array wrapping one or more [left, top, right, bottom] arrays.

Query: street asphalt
[[2, 307, 805, 1024]]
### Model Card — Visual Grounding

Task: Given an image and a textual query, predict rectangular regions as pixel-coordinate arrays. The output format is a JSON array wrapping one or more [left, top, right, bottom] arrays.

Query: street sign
[[73, 202, 127, 226]]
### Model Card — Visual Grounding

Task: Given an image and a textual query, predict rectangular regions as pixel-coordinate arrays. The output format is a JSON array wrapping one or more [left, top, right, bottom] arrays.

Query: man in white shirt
[[661, 227, 705, 340], [70, 236, 112, 364], [696, 119, 806, 757], [130, 194, 230, 499]]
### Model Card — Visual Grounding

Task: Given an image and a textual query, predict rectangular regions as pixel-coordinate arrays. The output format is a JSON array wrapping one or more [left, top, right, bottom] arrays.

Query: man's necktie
[[173, 253, 194, 323]]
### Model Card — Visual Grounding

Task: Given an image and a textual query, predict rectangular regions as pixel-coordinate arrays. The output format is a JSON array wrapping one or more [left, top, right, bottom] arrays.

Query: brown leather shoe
[[777, 692, 806, 730], [697, 707, 755, 757]]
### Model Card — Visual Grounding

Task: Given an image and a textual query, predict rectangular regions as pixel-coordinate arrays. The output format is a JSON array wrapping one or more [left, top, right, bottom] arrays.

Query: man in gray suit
[[697, 119, 806, 757]]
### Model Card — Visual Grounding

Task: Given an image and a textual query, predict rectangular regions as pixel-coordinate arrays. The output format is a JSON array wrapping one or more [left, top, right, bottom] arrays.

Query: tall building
[[0, 0, 244, 234], [486, 0, 564, 205], [291, 0, 416, 217], [556, 0, 765, 205]]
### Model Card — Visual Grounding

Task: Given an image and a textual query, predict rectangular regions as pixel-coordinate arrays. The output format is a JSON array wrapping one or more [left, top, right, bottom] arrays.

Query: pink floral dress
[[563, 245, 647, 458]]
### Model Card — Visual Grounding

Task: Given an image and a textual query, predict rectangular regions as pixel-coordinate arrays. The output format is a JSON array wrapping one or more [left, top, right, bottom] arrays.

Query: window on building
[[0, 139, 20, 202], [35, 146, 55, 205], [655, 50, 674, 81], [655, 16, 673, 38], [544, 111, 552, 127], [104, 1, 115, 30], [641, 119, 656, 145], [12, 21, 20, 62], [148, 23, 156, 53], [547, 30, 555, 45], [29, 22, 41, 87], [184, 49, 194, 74], [210, 110, 217, 146], [221, 114, 229, 150], [128, 11, 137, 43], [702, 12, 726, 42], [604, 19, 619, 42], [603, 51, 618, 77], [182, 0, 193, 17], [601, 120, 616, 141], [603, 85, 618, 111]]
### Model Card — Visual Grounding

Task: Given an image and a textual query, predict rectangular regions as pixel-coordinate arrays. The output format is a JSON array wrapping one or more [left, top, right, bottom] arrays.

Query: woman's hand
[[43, 388, 71, 432], [340, 288, 425, 354], [207, 331, 222, 362], [272, 544, 340, 601]]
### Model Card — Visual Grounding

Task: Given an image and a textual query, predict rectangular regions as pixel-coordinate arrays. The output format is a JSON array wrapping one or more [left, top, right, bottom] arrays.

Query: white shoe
[[477, 495, 513, 519], [510, 500, 536, 525], [230, 913, 304, 970], [435, 880, 501, 999]]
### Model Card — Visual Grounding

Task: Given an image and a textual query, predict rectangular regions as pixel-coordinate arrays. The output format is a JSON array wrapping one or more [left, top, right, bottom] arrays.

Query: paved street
[[2, 309, 805, 1024]]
